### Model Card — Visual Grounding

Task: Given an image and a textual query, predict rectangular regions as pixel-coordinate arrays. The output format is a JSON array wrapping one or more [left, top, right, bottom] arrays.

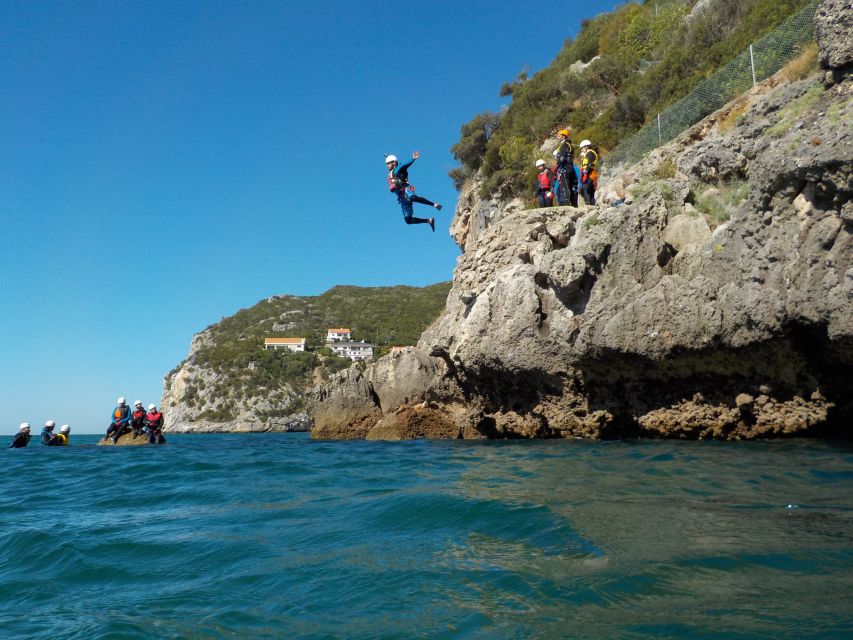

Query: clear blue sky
[[1, 0, 620, 434]]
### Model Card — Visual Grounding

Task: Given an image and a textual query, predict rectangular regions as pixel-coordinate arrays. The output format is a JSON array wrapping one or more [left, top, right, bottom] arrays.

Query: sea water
[[1, 433, 851, 639]]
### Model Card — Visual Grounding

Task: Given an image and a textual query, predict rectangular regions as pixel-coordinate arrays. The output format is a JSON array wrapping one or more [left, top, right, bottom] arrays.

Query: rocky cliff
[[309, 1, 852, 440], [161, 284, 451, 433]]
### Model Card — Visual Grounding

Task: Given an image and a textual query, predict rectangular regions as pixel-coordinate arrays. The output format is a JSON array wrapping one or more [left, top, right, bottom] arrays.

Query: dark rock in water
[[97, 432, 165, 446]]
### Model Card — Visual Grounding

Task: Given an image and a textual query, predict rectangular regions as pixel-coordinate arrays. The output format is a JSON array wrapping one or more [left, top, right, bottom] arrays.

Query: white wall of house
[[326, 330, 352, 342], [264, 340, 305, 352], [329, 341, 373, 361]]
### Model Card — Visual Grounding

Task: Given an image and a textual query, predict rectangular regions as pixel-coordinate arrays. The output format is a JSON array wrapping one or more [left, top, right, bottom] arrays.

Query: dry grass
[[779, 42, 819, 82], [717, 95, 751, 133]]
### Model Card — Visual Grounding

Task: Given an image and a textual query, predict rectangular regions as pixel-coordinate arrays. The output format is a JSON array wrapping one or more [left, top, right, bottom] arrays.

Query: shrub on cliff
[[451, 0, 813, 200]]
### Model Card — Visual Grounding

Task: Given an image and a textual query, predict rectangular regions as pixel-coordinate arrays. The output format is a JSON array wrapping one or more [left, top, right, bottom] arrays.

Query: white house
[[329, 341, 374, 361], [326, 328, 352, 342], [264, 337, 306, 352]]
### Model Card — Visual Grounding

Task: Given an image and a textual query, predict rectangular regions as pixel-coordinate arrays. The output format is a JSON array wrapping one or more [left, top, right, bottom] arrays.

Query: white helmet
[[45, 420, 56, 429], [148, 404, 156, 411], [535, 159, 546, 167], [134, 400, 142, 407], [552, 149, 559, 157], [385, 154, 397, 164], [60, 425, 70, 434], [580, 139, 592, 148], [117, 397, 126, 405], [20, 423, 30, 431]]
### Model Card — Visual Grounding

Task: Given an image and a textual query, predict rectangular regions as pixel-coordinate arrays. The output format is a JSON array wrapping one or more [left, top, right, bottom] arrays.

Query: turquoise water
[[2, 434, 852, 639]]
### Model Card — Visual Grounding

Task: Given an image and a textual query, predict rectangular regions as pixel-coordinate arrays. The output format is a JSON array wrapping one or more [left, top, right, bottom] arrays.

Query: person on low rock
[[145, 404, 165, 444], [552, 128, 578, 207], [579, 139, 599, 205], [386, 151, 442, 232], [53, 424, 71, 446], [534, 159, 555, 208], [41, 420, 58, 445], [10, 423, 31, 448], [105, 397, 132, 443], [130, 401, 147, 439]]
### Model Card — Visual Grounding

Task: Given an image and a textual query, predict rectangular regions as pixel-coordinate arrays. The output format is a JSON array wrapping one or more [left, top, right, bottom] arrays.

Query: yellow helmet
[[558, 129, 570, 137]]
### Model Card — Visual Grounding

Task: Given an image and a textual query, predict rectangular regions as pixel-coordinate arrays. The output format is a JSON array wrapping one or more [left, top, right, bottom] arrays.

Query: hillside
[[161, 282, 451, 432], [450, 0, 814, 200]]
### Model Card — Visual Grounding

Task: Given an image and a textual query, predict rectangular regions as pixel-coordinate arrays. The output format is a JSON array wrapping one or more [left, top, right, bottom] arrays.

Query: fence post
[[657, 114, 662, 145], [749, 44, 757, 86]]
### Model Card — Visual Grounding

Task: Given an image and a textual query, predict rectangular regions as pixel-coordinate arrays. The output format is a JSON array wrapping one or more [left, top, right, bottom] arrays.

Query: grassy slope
[[450, 0, 812, 199]]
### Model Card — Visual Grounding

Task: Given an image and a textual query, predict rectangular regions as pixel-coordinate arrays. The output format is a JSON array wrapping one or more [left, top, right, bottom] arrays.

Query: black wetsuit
[[554, 139, 578, 207], [10, 432, 30, 448]]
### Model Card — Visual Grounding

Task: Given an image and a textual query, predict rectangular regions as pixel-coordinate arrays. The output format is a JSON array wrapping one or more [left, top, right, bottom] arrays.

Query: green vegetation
[[450, 0, 812, 200], [693, 179, 750, 227], [766, 81, 824, 137], [175, 283, 452, 414]]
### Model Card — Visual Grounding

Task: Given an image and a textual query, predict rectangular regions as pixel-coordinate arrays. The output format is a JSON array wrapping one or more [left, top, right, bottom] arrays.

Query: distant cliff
[[308, 2, 852, 440], [161, 284, 451, 433]]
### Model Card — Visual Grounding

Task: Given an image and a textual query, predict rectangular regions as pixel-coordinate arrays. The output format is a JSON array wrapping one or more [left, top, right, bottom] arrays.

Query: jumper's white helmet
[[385, 155, 397, 164], [552, 149, 559, 157], [117, 397, 126, 405], [535, 159, 546, 167], [60, 425, 70, 434], [134, 400, 142, 407], [45, 420, 56, 429], [580, 139, 592, 148], [20, 423, 30, 431], [148, 404, 156, 411]]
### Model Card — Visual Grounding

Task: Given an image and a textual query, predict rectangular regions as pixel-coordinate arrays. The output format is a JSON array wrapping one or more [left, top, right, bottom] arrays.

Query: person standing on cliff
[[105, 397, 132, 443], [386, 151, 442, 232], [534, 159, 555, 207], [144, 404, 165, 444], [9, 423, 31, 448], [579, 140, 599, 205], [552, 129, 578, 207]]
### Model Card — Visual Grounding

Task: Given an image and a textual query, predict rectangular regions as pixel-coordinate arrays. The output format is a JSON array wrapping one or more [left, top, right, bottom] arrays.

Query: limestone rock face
[[161, 325, 308, 434], [814, 0, 853, 71], [307, 366, 382, 440], [309, 24, 852, 440]]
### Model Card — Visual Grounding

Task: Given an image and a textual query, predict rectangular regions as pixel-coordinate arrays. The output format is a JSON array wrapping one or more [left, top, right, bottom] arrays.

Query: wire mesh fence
[[603, 0, 821, 171]]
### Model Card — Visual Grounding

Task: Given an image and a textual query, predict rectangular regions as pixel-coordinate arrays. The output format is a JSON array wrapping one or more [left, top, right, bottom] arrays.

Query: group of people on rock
[[8, 397, 165, 448], [105, 397, 165, 444], [9, 421, 71, 448], [382, 132, 599, 234], [534, 129, 599, 208]]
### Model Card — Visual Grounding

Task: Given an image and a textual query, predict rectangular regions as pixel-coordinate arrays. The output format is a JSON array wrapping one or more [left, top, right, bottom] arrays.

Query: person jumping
[[386, 151, 442, 232]]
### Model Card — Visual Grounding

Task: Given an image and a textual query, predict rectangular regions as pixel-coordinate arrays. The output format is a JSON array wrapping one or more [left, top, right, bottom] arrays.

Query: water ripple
[[1, 434, 852, 639]]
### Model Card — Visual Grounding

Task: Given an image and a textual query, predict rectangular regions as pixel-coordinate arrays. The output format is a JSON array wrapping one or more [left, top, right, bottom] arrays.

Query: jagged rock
[[307, 367, 381, 439], [814, 0, 853, 71], [366, 347, 442, 412], [308, 19, 853, 440], [663, 213, 712, 252]]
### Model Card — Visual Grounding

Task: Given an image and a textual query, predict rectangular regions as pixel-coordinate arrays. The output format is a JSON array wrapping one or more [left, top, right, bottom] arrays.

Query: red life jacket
[[146, 411, 163, 428], [132, 409, 146, 424], [537, 170, 553, 190]]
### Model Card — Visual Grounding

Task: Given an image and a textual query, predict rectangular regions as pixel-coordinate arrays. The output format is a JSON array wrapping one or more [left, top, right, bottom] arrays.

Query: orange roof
[[327, 328, 351, 332], [264, 337, 305, 344]]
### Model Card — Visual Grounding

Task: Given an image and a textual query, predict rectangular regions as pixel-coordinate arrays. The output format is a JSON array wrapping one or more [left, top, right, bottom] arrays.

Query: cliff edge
[[309, 1, 852, 440]]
